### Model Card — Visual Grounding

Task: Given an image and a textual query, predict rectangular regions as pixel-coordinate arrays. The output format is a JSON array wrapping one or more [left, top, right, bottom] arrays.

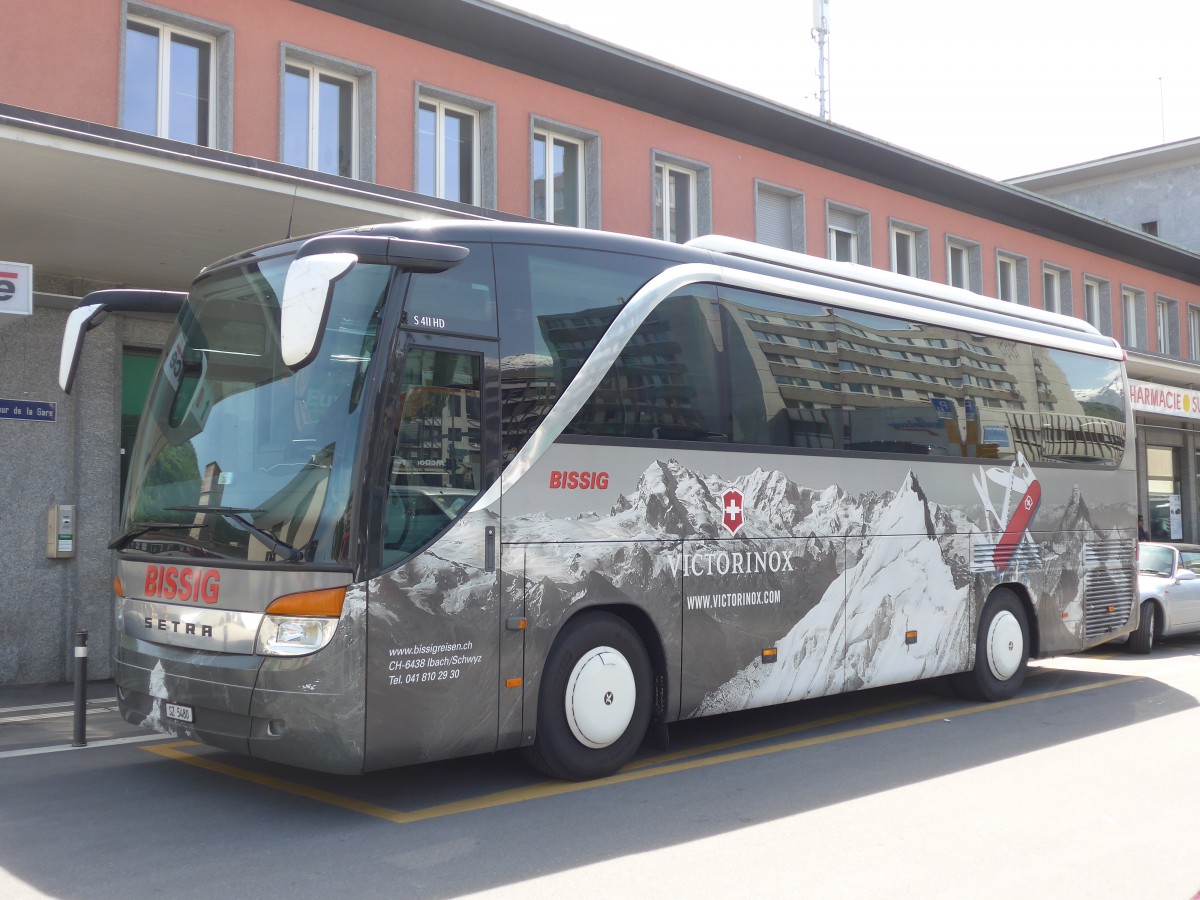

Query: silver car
[[1132, 542, 1200, 652]]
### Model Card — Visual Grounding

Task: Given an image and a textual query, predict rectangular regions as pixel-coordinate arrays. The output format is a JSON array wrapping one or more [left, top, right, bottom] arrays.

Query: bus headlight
[[256, 615, 340, 656], [255, 587, 346, 657]]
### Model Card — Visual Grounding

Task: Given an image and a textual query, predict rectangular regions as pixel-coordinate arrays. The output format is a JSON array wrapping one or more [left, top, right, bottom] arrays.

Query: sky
[[496, 0, 1200, 181]]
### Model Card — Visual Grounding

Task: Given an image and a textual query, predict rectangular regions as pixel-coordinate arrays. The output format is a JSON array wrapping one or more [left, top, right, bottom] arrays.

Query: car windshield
[[122, 251, 392, 564], [1178, 551, 1200, 574], [1138, 545, 1175, 577]]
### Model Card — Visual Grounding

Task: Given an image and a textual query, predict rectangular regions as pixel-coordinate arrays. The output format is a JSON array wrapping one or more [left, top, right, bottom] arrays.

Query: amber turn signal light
[[264, 587, 347, 617]]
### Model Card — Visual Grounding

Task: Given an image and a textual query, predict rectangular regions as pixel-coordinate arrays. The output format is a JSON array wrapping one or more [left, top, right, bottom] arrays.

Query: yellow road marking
[[623, 696, 925, 771], [626, 660, 1098, 772], [142, 673, 1141, 825]]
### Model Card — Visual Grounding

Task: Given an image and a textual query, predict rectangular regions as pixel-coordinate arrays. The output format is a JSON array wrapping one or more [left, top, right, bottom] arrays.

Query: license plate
[[165, 702, 194, 723]]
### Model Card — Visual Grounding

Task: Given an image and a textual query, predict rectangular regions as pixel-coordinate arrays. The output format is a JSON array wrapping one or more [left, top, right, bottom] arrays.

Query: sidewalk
[[0, 680, 156, 755]]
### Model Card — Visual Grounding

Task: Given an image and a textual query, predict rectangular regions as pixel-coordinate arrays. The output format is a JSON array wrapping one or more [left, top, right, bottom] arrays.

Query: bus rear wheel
[[950, 588, 1029, 702], [523, 612, 651, 781]]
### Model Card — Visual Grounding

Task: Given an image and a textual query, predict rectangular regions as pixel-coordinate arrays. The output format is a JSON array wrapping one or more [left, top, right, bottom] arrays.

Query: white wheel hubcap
[[986, 610, 1023, 680], [564, 645, 636, 749]]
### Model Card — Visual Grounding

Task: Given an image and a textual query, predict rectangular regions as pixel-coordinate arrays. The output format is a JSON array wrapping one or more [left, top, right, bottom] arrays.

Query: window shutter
[[827, 207, 859, 233], [756, 188, 792, 250]]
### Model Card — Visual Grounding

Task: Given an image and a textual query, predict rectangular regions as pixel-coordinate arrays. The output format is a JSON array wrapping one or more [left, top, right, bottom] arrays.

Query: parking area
[[0, 680, 164, 758], [2, 643, 1199, 899]]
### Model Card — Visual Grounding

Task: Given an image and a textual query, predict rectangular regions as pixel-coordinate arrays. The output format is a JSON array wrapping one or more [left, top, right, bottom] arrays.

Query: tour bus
[[60, 221, 1137, 780]]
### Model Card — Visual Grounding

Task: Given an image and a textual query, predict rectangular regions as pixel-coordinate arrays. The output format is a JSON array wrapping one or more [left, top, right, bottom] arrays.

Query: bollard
[[72, 630, 88, 747]]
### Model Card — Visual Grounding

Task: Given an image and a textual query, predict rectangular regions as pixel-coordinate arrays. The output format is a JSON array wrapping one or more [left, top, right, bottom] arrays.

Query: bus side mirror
[[280, 253, 358, 371], [59, 289, 186, 393], [280, 234, 469, 371], [59, 303, 106, 393]]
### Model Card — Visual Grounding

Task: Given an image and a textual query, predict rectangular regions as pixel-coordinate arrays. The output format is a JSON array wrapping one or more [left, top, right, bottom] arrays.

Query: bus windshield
[[122, 252, 392, 564]]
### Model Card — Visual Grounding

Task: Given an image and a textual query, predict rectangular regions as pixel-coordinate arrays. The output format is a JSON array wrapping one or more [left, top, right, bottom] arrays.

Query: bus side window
[[568, 289, 724, 441], [718, 288, 835, 449], [402, 244, 498, 337], [495, 243, 671, 461], [1034, 347, 1126, 466], [960, 336, 1040, 462], [835, 310, 949, 456]]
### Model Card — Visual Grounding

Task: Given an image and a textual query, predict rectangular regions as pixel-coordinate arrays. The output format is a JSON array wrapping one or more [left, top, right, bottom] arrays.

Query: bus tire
[[523, 612, 652, 781], [1128, 600, 1156, 654], [950, 588, 1029, 702]]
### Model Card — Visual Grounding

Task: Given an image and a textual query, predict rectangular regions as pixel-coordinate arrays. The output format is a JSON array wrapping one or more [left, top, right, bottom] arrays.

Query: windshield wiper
[[167, 506, 303, 562], [109, 522, 199, 551]]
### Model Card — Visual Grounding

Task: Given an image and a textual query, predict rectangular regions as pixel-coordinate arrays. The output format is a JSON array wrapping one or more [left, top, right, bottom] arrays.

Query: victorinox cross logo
[[722, 489, 745, 536]]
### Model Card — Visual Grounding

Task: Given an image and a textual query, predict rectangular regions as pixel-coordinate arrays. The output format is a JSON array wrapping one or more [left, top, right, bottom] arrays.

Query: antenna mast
[[812, 0, 831, 120]]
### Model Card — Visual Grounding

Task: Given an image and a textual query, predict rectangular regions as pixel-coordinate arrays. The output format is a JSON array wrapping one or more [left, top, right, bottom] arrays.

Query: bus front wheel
[[523, 612, 652, 781], [951, 588, 1029, 702]]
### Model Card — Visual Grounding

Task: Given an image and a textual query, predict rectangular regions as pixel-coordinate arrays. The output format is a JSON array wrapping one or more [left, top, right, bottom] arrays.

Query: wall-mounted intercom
[[47, 504, 75, 558]]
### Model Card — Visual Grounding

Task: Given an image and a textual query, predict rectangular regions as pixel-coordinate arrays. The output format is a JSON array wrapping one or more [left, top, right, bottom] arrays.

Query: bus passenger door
[[363, 338, 503, 770]]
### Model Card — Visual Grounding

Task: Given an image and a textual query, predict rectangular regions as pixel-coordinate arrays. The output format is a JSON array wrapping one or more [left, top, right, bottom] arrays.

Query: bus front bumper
[[114, 629, 367, 775]]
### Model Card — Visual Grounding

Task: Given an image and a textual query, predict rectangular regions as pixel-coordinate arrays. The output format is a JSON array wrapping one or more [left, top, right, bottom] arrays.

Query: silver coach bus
[[60, 221, 1136, 779]]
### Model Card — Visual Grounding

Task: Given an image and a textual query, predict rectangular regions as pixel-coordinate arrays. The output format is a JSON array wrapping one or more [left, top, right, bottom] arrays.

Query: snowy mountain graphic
[[606, 459, 942, 543], [496, 459, 987, 714], [690, 466, 972, 714], [384, 456, 1120, 719]]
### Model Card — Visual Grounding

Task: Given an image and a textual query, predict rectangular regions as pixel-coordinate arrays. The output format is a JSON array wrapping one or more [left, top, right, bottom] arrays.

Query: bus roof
[[201, 219, 1123, 357]]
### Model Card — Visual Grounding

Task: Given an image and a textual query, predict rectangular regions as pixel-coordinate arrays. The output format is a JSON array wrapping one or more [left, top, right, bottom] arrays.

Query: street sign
[[0, 399, 56, 422]]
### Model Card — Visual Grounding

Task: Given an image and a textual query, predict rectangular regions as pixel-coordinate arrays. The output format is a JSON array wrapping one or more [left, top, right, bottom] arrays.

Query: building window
[[830, 224, 856, 262], [949, 243, 969, 289], [123, 13, 228, 147], [1042, 267, 1061, 315], [996, 252, 1028, 305], [892, 228, 915, 276], [1083, 278, 1098, 326], [950, 243, 969, 289], [1042, 265, 1072, 316], [827, 204, 869, 264], [1156, 295, 1179, 355], [419, 99, 477, 203], [655, 162, 695, 242], [1122, 287, 1146, 349], [1082, 277, 1110, 335], [997, 257, 1015, 301], [1123, 290, 1137, 347], [281, 48, 375, 181], [416, 87, 496, 207], [888, 221, 929, 279], [533, 131, 583, 226], [755, 182, 804, 252], [653, 152, 711, 243], [283, 62, 357, 177], [531, 120, 599, 228], [946, 237, 982, 292], [1142, 221, 1159, 237], [1189, 306, 1200, 359]]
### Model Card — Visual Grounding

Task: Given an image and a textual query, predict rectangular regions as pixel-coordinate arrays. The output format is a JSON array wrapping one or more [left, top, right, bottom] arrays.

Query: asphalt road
[[2, 640, 1198, 900]]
